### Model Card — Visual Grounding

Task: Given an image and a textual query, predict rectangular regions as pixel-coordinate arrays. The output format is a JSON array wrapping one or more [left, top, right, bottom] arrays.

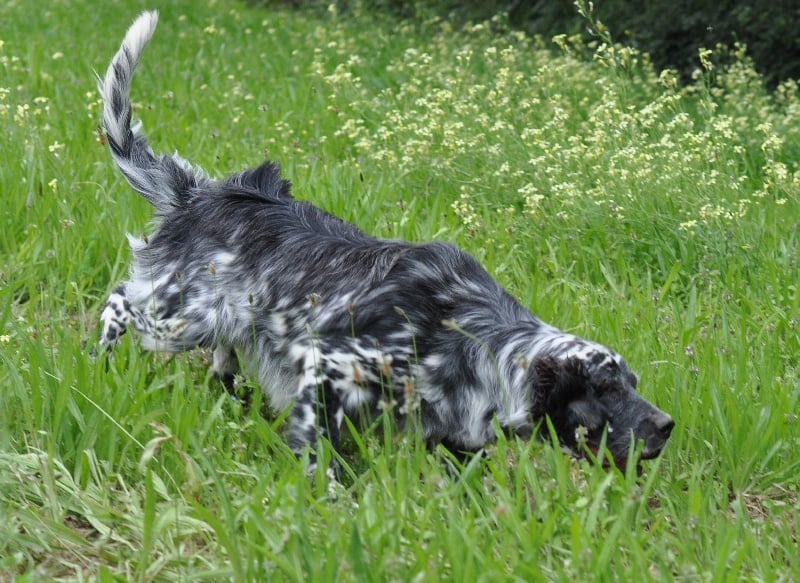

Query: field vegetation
[[1, 0, 798, 579]]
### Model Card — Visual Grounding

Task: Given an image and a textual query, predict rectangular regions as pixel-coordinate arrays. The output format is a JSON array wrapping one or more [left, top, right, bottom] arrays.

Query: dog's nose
[[639, 411, 674, 460], [650, 411, 675, 440]]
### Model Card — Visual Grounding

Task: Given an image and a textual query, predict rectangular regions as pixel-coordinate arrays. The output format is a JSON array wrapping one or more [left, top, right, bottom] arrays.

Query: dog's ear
[[533, 356, 558, 393], [531, 356, 589, 418], [533, 356, 587, 391], [561, 356, 588, 381]]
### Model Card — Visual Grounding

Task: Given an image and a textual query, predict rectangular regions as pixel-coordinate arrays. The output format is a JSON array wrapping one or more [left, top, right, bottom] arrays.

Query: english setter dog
[[98, 11, 674, 474]]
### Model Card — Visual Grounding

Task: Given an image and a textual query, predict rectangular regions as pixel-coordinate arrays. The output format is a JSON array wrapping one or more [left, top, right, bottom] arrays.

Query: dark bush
[[587, 0, 800, 88]]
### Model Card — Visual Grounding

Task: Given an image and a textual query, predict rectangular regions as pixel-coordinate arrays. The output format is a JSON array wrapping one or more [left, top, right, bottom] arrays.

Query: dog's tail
[[99, 10, 209, 213]]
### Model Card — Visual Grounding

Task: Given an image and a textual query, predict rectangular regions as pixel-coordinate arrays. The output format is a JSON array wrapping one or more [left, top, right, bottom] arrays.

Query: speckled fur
[[98, 11, 673, 472]]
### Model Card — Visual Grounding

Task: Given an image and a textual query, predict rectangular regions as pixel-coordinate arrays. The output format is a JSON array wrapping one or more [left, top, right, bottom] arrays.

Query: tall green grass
[[1, 0, 798, 579]]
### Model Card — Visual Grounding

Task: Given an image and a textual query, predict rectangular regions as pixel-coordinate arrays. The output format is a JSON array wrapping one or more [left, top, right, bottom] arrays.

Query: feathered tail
[[99, 10, 209, 213]]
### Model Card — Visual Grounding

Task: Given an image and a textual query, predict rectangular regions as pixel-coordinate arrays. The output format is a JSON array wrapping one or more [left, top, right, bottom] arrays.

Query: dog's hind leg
[[287, 349, 344, 478]]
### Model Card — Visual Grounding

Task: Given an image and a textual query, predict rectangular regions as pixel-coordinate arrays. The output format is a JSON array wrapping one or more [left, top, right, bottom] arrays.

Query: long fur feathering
[[99, 10, 208, 213]]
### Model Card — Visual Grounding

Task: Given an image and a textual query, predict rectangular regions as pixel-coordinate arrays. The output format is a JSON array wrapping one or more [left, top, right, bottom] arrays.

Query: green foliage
[[1, 0, 799, 579]]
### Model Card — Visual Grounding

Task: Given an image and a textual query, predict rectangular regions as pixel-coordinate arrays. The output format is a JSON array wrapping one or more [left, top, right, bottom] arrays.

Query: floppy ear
[[533, 356, 587, 390], [533, 356, 559, 393], [531, 356, 589, 415]]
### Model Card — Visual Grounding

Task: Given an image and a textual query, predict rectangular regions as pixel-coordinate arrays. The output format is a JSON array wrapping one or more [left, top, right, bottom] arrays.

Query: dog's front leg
[[99, 284, 133, 349]]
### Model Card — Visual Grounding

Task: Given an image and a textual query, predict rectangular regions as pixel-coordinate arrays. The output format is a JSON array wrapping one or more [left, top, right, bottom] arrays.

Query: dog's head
[[532, 353, 674, 470]]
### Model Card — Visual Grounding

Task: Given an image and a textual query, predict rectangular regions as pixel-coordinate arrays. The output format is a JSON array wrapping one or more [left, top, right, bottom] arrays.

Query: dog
[[98, 11, 674, 474]]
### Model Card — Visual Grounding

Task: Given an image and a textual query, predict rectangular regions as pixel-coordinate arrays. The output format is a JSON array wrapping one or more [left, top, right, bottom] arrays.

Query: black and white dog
[[98, 11, 673, 473]]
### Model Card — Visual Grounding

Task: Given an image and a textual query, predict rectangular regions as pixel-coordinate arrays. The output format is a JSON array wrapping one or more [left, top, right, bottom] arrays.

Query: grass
[[1, 0, 799, 579]]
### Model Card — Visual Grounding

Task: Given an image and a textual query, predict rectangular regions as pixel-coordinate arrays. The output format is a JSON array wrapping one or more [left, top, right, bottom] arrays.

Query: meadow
[[1, 0, 798, 580]]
